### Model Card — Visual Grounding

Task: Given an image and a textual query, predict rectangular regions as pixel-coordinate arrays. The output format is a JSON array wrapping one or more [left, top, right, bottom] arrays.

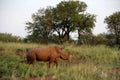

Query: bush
[[0, 33, 23, 42]]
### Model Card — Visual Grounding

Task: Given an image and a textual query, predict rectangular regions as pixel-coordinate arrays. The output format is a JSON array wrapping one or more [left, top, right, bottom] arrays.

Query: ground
[[0, 42, 119, 80]]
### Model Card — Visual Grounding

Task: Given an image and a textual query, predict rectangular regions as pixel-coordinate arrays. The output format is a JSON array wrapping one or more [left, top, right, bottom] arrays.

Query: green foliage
[[25, 7, 54, 43], [74, 13, 96, 45], [91, 33, 108, 45], [0, 42, 119, 80], [104, 11, 120, 47], [0, 33, 22, 42], [52, 0, 95, 43], [25, 0, 96, 44], [77, 33, 108, 45]]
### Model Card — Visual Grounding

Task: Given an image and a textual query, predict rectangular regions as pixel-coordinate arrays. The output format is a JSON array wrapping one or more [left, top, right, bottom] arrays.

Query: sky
[[0, 0, 120, 38]]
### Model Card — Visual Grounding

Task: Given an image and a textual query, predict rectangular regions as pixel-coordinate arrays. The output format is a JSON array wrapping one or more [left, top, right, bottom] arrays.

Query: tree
[[52, 0, 88, 43], [26, 7, 54, 43], [72, 13, 96, 44], [25, 0, 96, 44], [104, 11, 120, 47]]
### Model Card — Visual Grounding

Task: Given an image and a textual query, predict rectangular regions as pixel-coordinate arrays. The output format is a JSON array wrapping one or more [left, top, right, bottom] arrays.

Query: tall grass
[[0, 42, 119, 80]]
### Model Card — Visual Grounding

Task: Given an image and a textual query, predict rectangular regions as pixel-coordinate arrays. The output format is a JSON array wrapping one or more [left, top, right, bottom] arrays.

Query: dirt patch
[[19, 77, 41, 80], [107, 68, 120, 73], [18, 75, 57, 80], [0, 48, 9, 52], [15, 49, 26, 57]]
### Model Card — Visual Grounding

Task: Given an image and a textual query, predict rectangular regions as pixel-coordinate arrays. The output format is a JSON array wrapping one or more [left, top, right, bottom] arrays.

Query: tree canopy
[[25, 0, 96, 44], [104, 11, 120, 46]]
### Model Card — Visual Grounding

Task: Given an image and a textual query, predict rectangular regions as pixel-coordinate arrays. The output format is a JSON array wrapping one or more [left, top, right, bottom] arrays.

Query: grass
[[0, 41, 119, 80]]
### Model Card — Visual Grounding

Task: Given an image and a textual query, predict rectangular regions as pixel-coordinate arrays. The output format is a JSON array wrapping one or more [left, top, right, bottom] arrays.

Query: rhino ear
[[54, 45, 62, 54]]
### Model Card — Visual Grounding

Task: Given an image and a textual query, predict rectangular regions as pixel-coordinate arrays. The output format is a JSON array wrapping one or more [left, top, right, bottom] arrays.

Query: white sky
[[0, 0, 120, 38]]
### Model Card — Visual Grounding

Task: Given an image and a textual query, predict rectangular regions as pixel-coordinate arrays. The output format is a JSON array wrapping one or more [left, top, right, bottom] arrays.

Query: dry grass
[[0, 42, 119, 80]]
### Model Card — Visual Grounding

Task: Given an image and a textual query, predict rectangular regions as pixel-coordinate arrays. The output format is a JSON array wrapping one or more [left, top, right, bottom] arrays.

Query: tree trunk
[[66, 32, 70, 41], [78, 32, 82, 45]]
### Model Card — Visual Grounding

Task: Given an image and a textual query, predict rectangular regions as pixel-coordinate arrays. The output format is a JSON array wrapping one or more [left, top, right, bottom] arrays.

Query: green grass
[[0, 42, 119, 80]]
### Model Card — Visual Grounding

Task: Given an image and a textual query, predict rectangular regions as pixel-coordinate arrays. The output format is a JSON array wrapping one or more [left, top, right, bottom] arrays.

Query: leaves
[[25, 0, 96, 43], [104, 11, 120, 45]]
